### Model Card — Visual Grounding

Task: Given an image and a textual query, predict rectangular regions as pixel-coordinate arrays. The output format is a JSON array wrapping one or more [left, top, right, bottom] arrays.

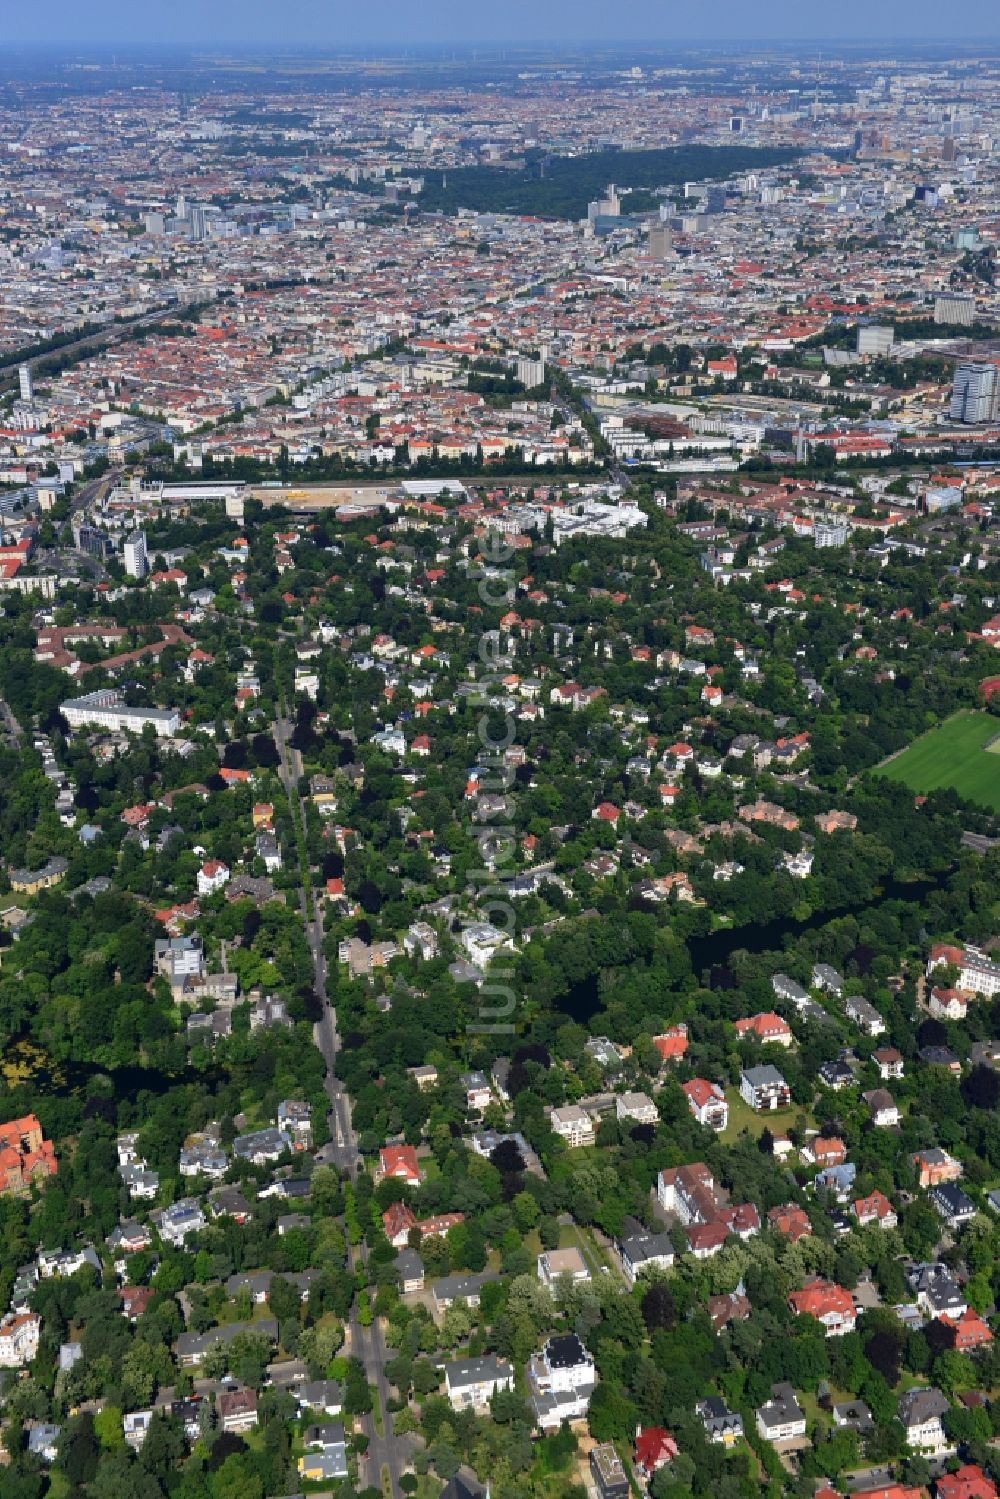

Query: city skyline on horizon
[[5, 0, 1000, 48]]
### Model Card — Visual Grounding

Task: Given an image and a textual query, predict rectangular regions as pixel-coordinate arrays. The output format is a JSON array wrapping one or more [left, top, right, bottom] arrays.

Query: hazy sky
[[5, 0, 1000, 47]]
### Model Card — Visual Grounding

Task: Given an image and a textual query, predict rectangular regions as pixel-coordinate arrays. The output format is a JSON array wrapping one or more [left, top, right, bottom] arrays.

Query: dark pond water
[[561, 873, 945, 1023], [9, 1042, 221, 1101]]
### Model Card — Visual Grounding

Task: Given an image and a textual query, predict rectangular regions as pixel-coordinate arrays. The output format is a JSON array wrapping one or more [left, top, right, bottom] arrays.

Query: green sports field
[[879, 710, 1000, 812]]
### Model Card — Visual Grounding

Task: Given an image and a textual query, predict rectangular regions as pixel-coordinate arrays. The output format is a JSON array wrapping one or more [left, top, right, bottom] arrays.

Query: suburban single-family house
[[697, 1396, 744, 1447], [618, 1230, 675, 1286], [897, 1386, 951, 1453], [909, 1263, 967, 1319], [852, 1189, 898, 1229], [756, 1383, 806, 1443], [377, 1145, 422, 1186], [845, 996, 886, 1036], [537, 1247, 590, 1288], [444, 1354, 514, 1412], [787, 1278, 856, 1336], [930, 1182, 977, 1230], [863, 1089, 900, 1127]]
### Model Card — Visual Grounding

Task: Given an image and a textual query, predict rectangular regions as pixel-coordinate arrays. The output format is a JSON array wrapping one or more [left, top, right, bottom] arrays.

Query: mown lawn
[[720, 1087, 799, 1144], [878, 709, 1000, 812], [557, 1220, 617, 1279]]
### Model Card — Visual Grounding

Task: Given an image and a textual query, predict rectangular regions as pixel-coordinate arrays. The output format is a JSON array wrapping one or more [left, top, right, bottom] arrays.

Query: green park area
[[878, 709, 1000, 812]]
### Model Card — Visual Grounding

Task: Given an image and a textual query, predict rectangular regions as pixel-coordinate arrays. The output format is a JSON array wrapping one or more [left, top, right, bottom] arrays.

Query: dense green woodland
[[414, 144, 803, 218]]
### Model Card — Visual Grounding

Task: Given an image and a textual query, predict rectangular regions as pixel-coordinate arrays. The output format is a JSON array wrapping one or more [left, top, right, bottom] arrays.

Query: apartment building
[[549, 1104, 596, 1149], [444, 1355, 514, 1412]]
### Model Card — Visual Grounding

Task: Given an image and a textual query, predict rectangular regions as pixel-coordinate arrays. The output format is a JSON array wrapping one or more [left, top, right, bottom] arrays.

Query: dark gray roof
[[931, 1182, 976, 1217], [175, 1318, 277, 1360], [898, 1386, 950, 1424], [444, 1354, 512, 1388], [394, 1248, 424, 1281], [743, 1063, 787, 1087], [440, 1469, 487, 1499], [619, 1230, 674, 1265], [432, 1271, 498, 1301], [543, 1333, 588, 1369]]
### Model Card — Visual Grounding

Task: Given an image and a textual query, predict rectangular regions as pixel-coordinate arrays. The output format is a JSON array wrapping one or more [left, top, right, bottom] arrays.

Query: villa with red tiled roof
[[634, 1427, 679, 1476], [768, 1203, 812, 1242], [220, 766, 252, 785], [936, 1465, 999, 1499], [383, 1201, 417, 1247], [652, 1025, 689, 1062], [0, 1114, 56, 1195], [938, 1308, 993, 1351], [788, 1278, 856, 1336], [377, 1145, 422, 1186], [803, 1135, 847, 1166], [734, 1012, 793, 1047], [853, 1488, 922, 1499], [681, 1078, 728, 1132], [852, 1189, 897, 1229], [122, 802, 156, 828]]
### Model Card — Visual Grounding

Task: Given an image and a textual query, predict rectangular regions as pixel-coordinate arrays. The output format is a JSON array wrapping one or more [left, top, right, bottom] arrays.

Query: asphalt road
[[273, 711, 357, 1174], [0, 699, 22, 747], [274, 709, 409, 1496], [347, 1268, 415, 1496], [65, 468, 120, 528]]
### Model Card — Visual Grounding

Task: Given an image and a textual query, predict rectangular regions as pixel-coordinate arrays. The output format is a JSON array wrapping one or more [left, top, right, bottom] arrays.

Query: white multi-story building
[[60, 689, 181, 738], [197, 860, 230, 896], [682, 1079, 729, 1132], [153, 1198, 207, 1247], [756, 1383, 806, 1443], [950, 361, 1000, 423], [549, 1105, 595, 1149], [537, 1248, 591, 1287], [845, 996, 886, 1036], [444, 1354, 514, 1412], [814, 518, 849, 548], [615, 1091, 658, 1126], [516, 355, 546, 388], [124, 1411, 153, 1450], [155, 936, 205, 982], [898, 1388, 951, 1453], [927, 943, 1000, 998], [123, 530, 148, 579], [618, 1229, 674, 1286], [459, 1071, 492, 1112], [459, 922, 513, 971], [740, 1065, 791, 1112], [528, 1334, 597, 1430], [0, 1311, 41, 1366], [121, 1161, 159, 1199], [38, 1247, 101, 1279]]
